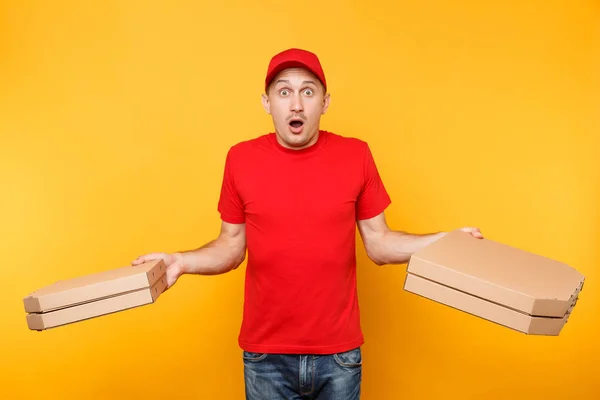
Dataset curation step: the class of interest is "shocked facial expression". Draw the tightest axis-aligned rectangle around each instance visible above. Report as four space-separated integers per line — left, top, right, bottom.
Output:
262 68 330 150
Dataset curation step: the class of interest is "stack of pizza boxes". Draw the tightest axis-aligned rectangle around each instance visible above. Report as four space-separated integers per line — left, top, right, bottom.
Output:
23 259 168 331
404 230 585 335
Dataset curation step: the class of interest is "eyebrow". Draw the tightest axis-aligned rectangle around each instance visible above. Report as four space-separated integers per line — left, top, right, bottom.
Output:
275 79 317 86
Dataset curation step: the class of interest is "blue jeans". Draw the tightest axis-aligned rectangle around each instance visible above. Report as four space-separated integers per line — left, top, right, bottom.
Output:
243 347 362 400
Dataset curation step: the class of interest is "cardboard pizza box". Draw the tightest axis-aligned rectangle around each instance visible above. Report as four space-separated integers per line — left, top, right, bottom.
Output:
403 230 584 335
26 274 168 330
24 259 167 330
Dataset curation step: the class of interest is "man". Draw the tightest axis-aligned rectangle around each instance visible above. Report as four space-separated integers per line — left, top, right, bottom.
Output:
132 48 483 399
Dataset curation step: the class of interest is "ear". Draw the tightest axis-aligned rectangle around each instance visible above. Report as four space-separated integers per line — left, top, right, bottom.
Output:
261 93 271 115
322 93 331 115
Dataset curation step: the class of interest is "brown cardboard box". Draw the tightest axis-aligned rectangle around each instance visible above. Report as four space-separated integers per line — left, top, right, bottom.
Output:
24 259 167 330
404 230 584 335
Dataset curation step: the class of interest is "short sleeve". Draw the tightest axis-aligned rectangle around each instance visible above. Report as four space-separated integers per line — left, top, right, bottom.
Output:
356 143 391 220
217 148 245 224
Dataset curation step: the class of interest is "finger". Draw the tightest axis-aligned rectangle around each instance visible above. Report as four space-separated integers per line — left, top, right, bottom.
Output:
459 227 484 238
130 257 143 266
131 253 167 265
131 255 151 265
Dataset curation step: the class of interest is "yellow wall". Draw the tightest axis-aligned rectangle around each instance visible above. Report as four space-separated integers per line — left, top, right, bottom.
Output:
1 1 598 398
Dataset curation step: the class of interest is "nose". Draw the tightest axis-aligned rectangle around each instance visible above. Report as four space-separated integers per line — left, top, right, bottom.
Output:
290 92 304 113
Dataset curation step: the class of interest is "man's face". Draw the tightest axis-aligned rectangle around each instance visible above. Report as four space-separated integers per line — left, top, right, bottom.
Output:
262 68 330 150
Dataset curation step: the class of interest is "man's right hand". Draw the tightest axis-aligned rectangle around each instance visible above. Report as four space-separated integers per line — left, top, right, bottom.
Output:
130 222 246 281
131 252 184 289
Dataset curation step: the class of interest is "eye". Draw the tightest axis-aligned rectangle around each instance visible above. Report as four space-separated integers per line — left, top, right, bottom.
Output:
303 89 314 96
279 89 290 96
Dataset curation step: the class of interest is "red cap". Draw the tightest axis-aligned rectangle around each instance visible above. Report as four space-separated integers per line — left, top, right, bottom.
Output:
265 48 327 92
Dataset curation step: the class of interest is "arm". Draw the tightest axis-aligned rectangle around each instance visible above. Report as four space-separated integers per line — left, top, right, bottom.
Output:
131 221 246 288
357 212 482 266
175 221 246 276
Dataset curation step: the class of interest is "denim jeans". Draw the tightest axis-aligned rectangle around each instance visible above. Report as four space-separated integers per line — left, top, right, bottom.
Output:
243 346 362 400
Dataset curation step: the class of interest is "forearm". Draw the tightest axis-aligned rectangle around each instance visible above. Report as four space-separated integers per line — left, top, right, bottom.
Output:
175 238 246 276
368 230 445 265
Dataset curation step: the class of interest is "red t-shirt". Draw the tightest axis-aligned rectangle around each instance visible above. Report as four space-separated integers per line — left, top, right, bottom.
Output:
217 130 391 354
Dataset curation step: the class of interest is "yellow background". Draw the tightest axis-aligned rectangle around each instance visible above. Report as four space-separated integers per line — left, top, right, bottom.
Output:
1 0 598 398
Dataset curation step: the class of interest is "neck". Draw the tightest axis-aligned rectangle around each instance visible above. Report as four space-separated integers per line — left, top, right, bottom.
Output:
275 129 320 151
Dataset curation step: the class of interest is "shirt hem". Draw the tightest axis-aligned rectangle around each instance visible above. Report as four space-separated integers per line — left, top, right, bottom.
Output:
356 198 392 221
238 336 365 355
219 213 245 224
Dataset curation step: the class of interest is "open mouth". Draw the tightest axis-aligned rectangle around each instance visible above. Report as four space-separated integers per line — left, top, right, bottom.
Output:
288 118 305 134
